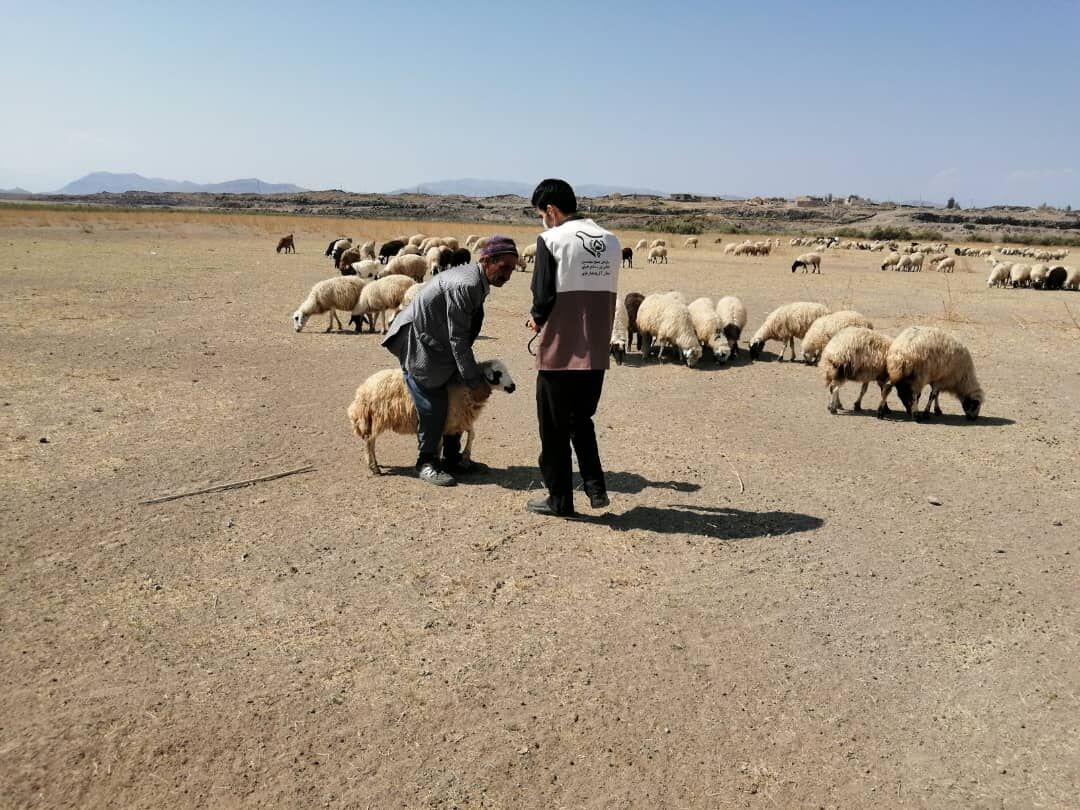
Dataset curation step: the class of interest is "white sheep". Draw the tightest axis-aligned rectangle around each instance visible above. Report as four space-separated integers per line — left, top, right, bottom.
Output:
748 302 830 361
1029 263 1049 288
292 276 369 333
378 254 428 282
880 252 901 271
635 239 648 251
407 234 426 247
425 246 444 274
351 274 417 333
522 243 538 263
791 252 822 274
610 296 629 365
724 242 738 255
987 262 1012 287
688 298 732 362
358 240 376 261
397 244 421 257
879 326 984 421
715 296 747 357
799 310 874 365
648 246 669 264
820 326 893 414
347 360 517 475
909 252 925 272
635 293 702 366
649 239 667 249
464 234 479 249
684 237 699 248
1009 263 1032 288
1065 267 1080 290
347 259 382 279
896 255 914 272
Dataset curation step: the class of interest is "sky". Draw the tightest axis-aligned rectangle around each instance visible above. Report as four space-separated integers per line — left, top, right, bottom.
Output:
1 0 1078 207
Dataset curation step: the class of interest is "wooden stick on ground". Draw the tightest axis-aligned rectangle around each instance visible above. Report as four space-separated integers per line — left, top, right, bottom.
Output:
140 465 315 505
724 458 745 494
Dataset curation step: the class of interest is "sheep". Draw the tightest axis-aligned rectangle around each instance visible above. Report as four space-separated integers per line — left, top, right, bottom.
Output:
724 242 738 255
684 237 699 248
378 254 428 282
635 239 648 251
896 255 915 272
1044 266 1068 290
715 296 747 358
1009 263 1032 288
396 279 424 313
397 244 421 257
347 359 517 475
880 252 901 271
622 246 633 268
879 326 984 421
625 292 645 352
442 237 460 251
473 236 491 253
820 327 893 414
292 276 369 333
358 240 376 261
909 252 925 272
522 243 538 264
337 245 363 272
748 302 830 361
610 296 629 365
464 234 480 249
1065 267 1080 290
448 248 472 268
407 234 426 247
516 255 527 272
348 259 382 279
798 310 873 365
635 293 702 366
649 239 667 249
276 234 295 254
648 246 669 264
425 246 444 275
325 237 351 258
1029 263 1049 288
379 240 407 263
688 298 732 362
933 256 956 273
348 274 417 334
791 252 822 274
987 262 1012 288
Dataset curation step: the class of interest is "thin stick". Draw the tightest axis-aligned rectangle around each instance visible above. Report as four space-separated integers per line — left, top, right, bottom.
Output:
725 458 745 493
140 465 315 505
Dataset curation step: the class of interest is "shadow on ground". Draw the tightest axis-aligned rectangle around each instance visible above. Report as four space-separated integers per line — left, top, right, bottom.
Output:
604 503 824 540
486 466 701 494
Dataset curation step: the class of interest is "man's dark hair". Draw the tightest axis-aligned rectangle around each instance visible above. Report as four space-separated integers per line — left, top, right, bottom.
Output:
531 178 577 214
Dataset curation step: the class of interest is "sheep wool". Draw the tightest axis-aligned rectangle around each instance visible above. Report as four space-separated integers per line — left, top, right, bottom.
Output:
648 246 668 264
748 302 829 361
292 275 369 332
378 254 428 282
715 296 747 356
351 274 417 334
799 310 873 365
610 295 630 365
819 327 892 414
881 326 984 421
635 293 703 367
688 297 731 362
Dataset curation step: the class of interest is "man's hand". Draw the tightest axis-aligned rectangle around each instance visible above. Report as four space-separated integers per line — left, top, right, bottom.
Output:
473 381 493 401
526 318 541 333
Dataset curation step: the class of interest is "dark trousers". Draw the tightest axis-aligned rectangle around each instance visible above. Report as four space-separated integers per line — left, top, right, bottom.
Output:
536 370 606 513
403 372 462 468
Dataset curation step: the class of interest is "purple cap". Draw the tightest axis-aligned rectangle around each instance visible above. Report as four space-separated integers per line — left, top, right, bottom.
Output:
479 235 519 259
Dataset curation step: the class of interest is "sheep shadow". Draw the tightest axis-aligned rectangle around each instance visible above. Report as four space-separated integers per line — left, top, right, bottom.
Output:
875 412 1016 427
484 466 701 494
606 503 824 541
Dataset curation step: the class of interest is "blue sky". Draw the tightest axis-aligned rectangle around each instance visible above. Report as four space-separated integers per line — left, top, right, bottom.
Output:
1 0 1077 206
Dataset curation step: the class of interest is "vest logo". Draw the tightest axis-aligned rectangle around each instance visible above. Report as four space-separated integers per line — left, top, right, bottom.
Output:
575 231 608 258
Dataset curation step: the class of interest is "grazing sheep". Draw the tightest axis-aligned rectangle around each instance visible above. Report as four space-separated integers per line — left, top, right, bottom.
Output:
425 246 444 275
442 237 459 251
276 234 295 254
791 252 822 274
622 246 633 268
688 298 732 362
337 246 364 272
1009 263 1032 288
379 240 407 263
610 296 630 365
523 243 538 264
909 252 925 272
1064 267 1080 290
684 237 699 248
348 259 382 279
880 252 901 271
464 234 480 250
292 276 369 333
407 234 426 247
1045 266 1068 290
347 360 517 474
358 240 376 261
635 293 702 366
799 310 874 365
748 302 830 361
879 326 984 422
349 274 417 334
715 296 747 358
325 237 351 258
1029 263 1049 288
635 239 648 251
648 246 668 264
820 327 893 414
896 255 915 272
625 292 645 352
649 239 667 249
378 254 428 282
724 242 738 255
932 256 956 272
987 262 1012 288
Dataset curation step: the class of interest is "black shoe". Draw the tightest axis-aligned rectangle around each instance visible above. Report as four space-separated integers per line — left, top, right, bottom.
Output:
588 492 610 509
526 497 579 519
441 459 489 476
418 462 456 487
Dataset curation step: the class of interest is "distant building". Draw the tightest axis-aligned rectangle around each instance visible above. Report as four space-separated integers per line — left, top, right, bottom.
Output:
795 195 826 207
670 193 702 202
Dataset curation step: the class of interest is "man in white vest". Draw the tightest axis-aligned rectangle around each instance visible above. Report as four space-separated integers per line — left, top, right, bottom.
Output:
525 179 620 517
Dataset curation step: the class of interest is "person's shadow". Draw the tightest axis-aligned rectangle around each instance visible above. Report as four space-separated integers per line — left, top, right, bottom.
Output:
606 503 824 540
487 466 701 494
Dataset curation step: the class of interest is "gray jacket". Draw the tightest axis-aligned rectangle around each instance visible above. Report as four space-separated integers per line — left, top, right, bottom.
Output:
381 263 489 389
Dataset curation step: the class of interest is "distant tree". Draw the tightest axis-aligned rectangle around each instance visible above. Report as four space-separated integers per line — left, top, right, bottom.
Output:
1066 204 1072 214
946 196 957 209
825 193 833 203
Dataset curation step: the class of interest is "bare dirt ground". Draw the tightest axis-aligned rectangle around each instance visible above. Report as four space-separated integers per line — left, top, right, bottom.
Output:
2 211 1078 809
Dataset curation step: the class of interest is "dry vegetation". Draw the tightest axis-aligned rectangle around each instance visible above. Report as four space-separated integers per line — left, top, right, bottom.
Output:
2 207 1079 808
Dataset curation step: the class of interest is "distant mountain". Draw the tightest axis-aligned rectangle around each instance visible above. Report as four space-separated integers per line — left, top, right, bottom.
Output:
0 186 31 195
57 172 306 195
389 178 665 198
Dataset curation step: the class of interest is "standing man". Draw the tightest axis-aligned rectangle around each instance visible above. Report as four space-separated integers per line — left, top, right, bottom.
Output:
526 179 620 517
383 237 520 486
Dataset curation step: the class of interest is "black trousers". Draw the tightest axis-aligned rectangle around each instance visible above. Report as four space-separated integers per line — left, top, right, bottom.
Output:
536 370 606 513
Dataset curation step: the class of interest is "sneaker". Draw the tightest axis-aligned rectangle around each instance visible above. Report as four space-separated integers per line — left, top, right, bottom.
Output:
418 462 456 487
588 492 610 509
526 497 580 519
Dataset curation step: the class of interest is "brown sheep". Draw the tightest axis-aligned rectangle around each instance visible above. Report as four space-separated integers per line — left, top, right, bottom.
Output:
276 234 295 254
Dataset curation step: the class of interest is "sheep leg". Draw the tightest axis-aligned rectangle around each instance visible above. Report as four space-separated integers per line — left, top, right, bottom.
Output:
853 381 870 411
930 388 943 415
462 429 473 463
365 437 381 474
877 382 893 418
828 384 842 414
327 311 341 332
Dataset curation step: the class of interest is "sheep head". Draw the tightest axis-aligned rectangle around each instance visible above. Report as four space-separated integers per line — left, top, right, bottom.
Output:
292 310 308 332
609 342 626 366
683 346 703 368
962 390 984 421
480 360 516 393
748 339 765 360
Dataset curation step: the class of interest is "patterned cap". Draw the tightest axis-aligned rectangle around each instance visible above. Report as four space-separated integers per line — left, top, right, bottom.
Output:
479 235 518 259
